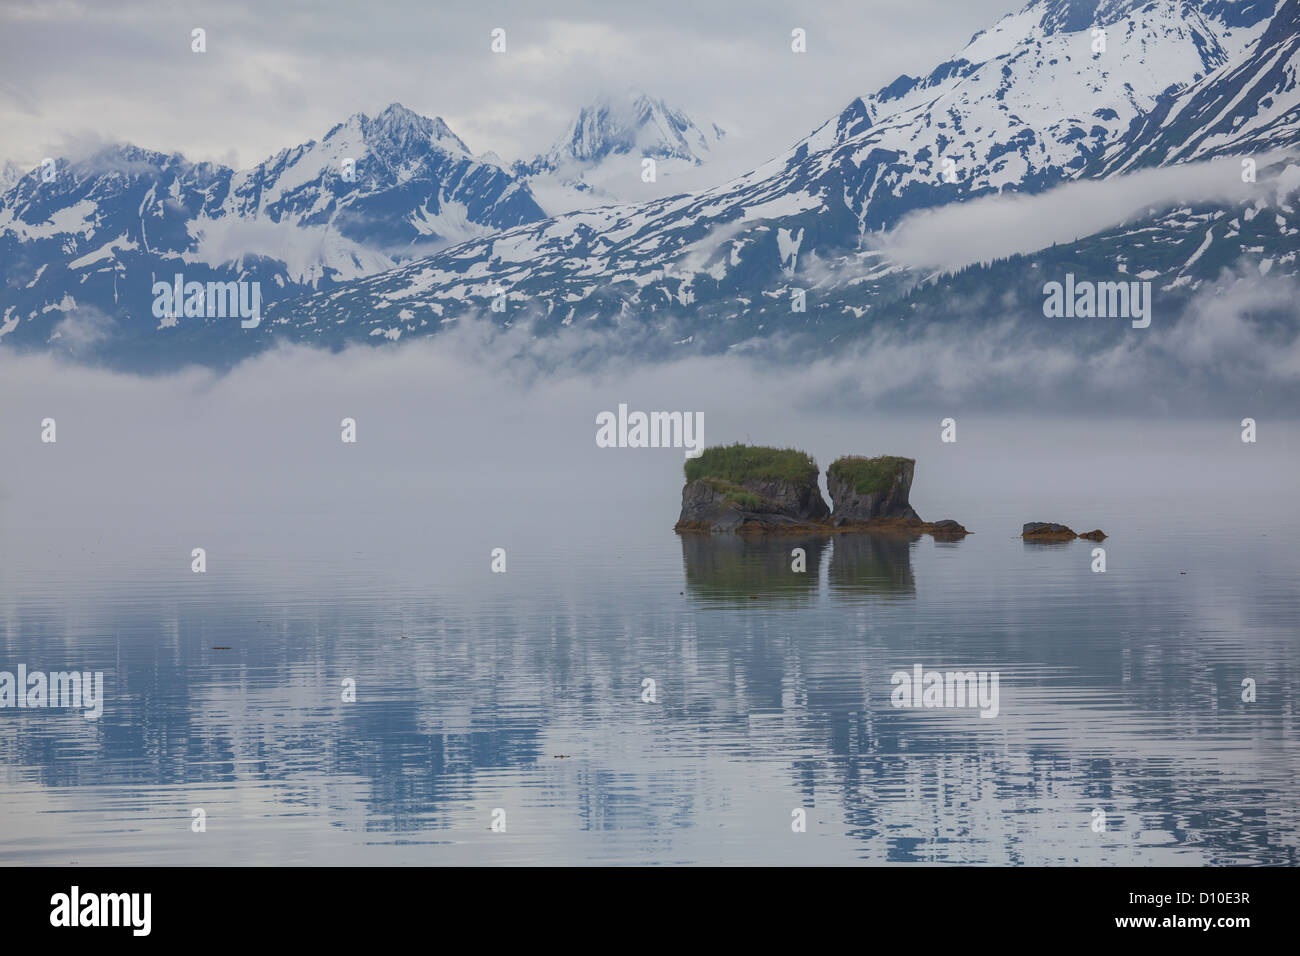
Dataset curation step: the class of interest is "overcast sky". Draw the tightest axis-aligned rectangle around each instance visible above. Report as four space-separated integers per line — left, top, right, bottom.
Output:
1 0 1019 175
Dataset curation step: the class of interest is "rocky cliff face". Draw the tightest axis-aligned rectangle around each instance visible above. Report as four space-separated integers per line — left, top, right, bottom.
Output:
676 476 830 533
826 456 920 525
736 477 830 521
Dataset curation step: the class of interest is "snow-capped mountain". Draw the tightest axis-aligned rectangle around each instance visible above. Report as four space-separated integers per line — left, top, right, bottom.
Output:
0 143 255 362
212 103 544 272
516 92 725 213
1095 0 1300 170
0 104 544 363
1 0 1295 370
836 0 1269 220
844 0 1300 349
260 0 1285 346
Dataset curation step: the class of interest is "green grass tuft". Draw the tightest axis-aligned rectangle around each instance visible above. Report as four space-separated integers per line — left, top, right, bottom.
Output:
697 477 764 509
828 455 913 496
685 443 819 490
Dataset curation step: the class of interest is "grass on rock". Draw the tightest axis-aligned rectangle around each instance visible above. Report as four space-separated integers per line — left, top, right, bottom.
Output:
697 477 764 509
685 444 819 490
827 455 913 496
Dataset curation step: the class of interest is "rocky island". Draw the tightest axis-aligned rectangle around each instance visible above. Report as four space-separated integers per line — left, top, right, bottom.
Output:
1022 522 1107 541
674 444 968 537
675 444 830 534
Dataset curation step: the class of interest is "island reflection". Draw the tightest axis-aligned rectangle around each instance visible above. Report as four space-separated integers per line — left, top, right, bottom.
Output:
681 529 959 603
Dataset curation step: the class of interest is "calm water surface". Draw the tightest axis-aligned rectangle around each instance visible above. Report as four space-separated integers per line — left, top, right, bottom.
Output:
0 470 1297 865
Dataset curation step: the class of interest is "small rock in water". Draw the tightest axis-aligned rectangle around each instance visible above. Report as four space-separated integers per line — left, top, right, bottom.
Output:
930 519 970 535
1022 522 1075 538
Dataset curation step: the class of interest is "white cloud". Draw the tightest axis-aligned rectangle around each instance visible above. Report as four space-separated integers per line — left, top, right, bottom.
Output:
0 0 1017 174
874 154 1300 272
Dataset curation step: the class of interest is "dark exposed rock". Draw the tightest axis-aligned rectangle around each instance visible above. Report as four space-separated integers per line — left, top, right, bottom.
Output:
930 519 970 536
1022 522 1106 540
735 476 830 521
1022 522 1076 538
676 477 829 533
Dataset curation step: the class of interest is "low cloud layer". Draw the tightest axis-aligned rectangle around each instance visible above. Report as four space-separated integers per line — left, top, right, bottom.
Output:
4 264 1299 440
875 155 1299 272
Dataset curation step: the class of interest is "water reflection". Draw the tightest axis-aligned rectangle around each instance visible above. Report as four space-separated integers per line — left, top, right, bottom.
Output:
0 511 1297 865
827 533 919 597
680 534 828 605
680 530 942 602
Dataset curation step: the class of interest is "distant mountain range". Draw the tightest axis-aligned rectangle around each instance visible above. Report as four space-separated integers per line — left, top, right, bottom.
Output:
1 0 1296 371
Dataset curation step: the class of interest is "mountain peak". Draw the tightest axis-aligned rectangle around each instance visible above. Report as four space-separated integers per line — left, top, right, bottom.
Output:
355 102 470 157
1026 0 1278 34
539 90 722 169
513 91 726 213
1033 0 1111 33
